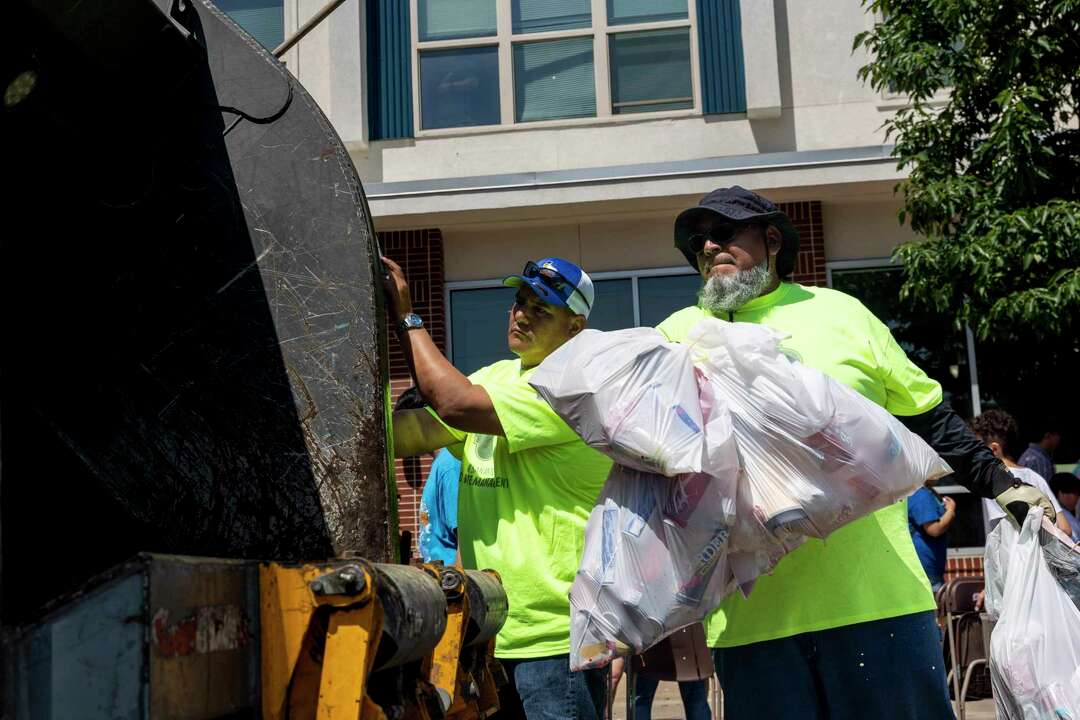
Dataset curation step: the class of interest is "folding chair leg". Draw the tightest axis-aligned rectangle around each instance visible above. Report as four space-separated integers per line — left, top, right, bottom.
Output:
946 613 965 719
710 676 723 720
959 658 986 710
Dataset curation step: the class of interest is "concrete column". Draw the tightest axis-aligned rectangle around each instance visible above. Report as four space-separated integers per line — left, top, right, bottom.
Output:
289 0 368 147
740 0 782 119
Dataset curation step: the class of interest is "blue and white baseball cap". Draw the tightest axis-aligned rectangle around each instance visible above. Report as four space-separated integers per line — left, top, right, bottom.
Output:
503 257 594 318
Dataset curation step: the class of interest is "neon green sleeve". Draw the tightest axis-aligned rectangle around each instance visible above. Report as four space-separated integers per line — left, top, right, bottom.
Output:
480 372 580 454
421 361 579 454
867 314 943 417
419 363 499 447
424 406 468 444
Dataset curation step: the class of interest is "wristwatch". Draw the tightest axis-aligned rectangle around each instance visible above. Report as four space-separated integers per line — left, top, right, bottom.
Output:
396 312 424 333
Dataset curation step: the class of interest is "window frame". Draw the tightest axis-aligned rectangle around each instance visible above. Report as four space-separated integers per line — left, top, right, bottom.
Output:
444 264 697 364
410 0 702 136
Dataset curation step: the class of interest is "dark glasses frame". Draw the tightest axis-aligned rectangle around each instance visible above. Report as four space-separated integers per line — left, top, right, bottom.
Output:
685 221 768 256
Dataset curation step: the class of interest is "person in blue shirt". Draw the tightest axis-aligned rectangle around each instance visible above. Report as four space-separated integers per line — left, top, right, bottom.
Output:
907 482 957 592
418 447 462 565
1017 421 1061 481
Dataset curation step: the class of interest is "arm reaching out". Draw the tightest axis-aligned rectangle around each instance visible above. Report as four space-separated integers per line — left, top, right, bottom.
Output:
899 403 1056 524
921 496 956 538
382 256 503 437
393 408 460 458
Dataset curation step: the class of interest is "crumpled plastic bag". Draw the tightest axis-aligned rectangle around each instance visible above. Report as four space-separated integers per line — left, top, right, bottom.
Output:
1040 520 1080 613
538 321 952 671
984 518 1012 621
569 439 739 668
985 514 1080 621
529 328 722 476
688 320 952 583
987 508 1080 719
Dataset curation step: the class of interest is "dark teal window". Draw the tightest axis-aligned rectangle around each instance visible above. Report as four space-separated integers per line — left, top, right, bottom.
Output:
419 47 501 130
610 28 693 115
217 0 284 50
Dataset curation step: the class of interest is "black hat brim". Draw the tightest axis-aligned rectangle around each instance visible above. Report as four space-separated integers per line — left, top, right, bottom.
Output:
673 206 800 273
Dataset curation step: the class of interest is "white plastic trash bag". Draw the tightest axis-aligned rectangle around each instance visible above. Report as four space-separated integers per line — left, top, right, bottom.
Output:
530 328 718 476
555 321 952 669
569 465 738 671
983 516 1015 621
688 319 951 577
987 508 1080 719
986 512 1080 620
1039 520 1080 613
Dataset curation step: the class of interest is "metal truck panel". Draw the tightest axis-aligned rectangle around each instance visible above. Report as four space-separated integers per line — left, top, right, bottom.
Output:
3 555 262 719
4 573 146 719
2 0 394 623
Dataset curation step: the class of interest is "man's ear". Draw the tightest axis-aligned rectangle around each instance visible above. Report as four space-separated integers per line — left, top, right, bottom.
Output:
568 315 586 338
765 225 783 256
988 440 1005 460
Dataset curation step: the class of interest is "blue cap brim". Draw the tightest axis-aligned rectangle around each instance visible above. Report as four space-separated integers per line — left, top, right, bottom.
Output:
502 275 570 308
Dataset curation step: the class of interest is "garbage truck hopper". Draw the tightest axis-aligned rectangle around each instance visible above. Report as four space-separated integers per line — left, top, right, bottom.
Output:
0 0 395 624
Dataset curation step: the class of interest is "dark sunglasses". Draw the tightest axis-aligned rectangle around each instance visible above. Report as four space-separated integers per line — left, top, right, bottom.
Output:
521 261 590 311
686 221 766 256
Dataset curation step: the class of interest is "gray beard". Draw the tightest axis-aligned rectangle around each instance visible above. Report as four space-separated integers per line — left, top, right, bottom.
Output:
698 261 773 314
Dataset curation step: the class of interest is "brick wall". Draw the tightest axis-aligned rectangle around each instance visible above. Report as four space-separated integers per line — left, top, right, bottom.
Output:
381 228 446 558
945 554 984 583
779 200 827 287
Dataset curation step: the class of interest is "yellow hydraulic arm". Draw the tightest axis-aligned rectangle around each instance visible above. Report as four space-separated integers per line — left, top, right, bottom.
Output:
260 559 507 720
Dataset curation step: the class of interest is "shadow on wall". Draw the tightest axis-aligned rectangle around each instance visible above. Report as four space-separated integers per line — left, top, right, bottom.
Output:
748 0 796 153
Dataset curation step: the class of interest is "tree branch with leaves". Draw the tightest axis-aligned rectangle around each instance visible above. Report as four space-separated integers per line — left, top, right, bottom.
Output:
854 0 1080 345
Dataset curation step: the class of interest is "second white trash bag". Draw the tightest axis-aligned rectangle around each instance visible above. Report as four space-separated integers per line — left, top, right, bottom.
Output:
688 320 953 582
569 449 739 669
987 508 1080 720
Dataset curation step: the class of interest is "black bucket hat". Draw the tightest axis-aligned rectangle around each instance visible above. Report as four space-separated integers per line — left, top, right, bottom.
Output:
674 186 801 278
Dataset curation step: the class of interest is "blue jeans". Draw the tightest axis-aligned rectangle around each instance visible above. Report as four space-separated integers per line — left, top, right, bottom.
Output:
498 655 608 720
712 611 953 720
633 675 711 720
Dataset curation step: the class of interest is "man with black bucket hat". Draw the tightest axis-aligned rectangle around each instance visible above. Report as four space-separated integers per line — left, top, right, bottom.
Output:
656 186 1055 719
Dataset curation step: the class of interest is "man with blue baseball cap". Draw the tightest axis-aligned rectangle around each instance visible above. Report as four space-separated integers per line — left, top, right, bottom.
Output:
384 255 612 720
506 257 595 315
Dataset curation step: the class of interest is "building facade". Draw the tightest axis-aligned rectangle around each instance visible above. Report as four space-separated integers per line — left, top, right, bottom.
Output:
218 0 1072 567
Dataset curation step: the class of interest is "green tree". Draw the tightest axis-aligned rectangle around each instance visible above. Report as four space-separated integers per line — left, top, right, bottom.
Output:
854 0 1080 345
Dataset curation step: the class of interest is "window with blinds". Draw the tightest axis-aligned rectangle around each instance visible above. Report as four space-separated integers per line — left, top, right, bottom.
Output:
513 37 596 122
418 0 496 41
607 0 688 25
217 0 284 50
512 0 591 34
609 28 693 114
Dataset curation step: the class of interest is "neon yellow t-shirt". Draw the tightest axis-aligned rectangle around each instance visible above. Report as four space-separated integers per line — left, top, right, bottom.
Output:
429 358 613 659
656 282 943 648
